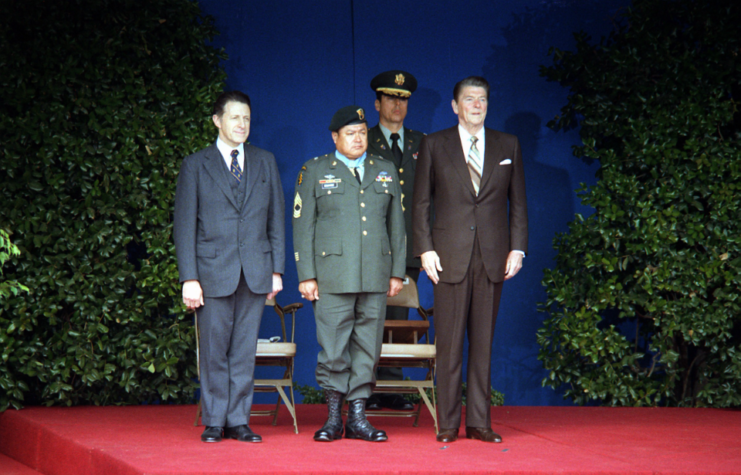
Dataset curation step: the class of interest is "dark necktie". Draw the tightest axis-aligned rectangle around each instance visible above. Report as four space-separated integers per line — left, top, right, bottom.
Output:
230 149 242 183
350 166 362 184
390 133 402 166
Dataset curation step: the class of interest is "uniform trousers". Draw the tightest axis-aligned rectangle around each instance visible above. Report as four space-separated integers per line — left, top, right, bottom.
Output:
377 267 420 380
434 237 503 429
198 272 265 427
314 292 387 400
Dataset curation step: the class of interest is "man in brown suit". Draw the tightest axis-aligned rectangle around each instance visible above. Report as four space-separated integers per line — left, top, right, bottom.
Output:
412 76 528 443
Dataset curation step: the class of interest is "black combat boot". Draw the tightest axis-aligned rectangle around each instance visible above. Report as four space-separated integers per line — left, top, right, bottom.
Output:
313 390 345 441
345 398 388 442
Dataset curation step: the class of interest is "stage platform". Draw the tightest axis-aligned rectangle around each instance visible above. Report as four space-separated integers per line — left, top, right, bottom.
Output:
1 404 739 474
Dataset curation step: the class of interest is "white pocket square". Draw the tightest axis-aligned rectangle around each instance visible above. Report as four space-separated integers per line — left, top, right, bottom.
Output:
499 159 512 165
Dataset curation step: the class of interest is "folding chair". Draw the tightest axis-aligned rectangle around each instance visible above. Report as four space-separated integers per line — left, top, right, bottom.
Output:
194 298 303 434
368 275 438 432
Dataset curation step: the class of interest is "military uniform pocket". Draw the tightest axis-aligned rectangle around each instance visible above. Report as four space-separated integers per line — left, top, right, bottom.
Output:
316 239 343 258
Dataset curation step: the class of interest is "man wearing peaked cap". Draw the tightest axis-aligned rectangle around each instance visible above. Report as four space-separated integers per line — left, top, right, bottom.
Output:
292 105 406 442
366 70 425 412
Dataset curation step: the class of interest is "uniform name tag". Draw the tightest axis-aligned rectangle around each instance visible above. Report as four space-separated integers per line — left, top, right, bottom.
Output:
319 179 341 189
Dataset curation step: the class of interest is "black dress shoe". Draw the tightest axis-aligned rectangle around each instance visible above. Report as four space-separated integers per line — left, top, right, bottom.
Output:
384 394 415 411
225 425 262 443
201 426 223 442
365 394 382 411
436 428 458 443
466 427 502 443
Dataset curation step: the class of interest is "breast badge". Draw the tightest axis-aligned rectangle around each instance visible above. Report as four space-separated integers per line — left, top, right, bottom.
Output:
319 174 341 189
375 171 393 188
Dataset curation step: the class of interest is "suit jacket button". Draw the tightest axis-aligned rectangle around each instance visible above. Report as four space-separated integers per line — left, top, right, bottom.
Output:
470 226 475 231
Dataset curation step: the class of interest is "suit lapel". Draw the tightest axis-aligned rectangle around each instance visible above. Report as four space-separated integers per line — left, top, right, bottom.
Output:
478 128 499 192
369 126 391 158
240 145 263 207
360 156 376 189
442 128 477 197
202 145 239 209
400 127 419 168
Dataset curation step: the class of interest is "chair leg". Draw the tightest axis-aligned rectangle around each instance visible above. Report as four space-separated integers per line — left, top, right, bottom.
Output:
272 395 280 426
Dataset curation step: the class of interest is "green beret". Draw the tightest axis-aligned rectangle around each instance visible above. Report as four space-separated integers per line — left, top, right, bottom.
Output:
370 70 418 98
329 105 367 131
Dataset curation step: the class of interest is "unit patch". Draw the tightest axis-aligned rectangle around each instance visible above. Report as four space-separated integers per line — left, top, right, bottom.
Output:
293 192 302 218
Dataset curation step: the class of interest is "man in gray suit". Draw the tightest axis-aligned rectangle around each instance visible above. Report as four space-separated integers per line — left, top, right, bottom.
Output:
174 90 285 443
292 106 406 442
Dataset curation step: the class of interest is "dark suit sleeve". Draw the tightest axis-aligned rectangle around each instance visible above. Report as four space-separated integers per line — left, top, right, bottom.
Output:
173 155 199 283
508 137 528 254
412 135 435 257
265 152 286 274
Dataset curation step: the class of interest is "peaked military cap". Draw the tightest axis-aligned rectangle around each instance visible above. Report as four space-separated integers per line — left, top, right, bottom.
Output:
370 70 418 98
329 105 367 131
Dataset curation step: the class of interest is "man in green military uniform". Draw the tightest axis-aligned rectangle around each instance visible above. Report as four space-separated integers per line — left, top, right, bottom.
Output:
292 106 406 442
366 70 424 411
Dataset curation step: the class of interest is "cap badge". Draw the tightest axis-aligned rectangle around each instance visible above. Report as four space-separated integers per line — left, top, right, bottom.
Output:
357 108 365 120
395 74 405 86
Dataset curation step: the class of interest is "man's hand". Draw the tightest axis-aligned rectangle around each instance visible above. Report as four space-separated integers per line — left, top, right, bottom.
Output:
504 251 524 280
267 273 283 300
182 280 204 309
421 250 443 284
299 279 320 301
387 277 404 297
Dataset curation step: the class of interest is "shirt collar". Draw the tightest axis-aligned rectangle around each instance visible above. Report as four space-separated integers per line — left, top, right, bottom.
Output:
216 137 245 162
379 123 404 147
334 150 367 168
458 124 484 146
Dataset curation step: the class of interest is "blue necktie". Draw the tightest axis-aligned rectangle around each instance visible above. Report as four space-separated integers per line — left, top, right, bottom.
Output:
230 149 242 183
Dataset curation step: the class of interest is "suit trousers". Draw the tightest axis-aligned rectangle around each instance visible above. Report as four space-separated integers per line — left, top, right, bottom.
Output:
198 272 265 427
314 292 387 400
377 267 420 381
434 237 503 429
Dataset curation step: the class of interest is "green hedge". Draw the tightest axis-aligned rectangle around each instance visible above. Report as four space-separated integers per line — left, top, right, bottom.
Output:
0 0 227 410
538 0 741 407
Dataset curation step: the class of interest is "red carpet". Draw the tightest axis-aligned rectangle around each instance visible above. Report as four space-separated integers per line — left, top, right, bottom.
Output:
1 404 740 474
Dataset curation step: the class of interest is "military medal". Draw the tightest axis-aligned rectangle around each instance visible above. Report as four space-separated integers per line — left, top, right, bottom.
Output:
376 171 393 188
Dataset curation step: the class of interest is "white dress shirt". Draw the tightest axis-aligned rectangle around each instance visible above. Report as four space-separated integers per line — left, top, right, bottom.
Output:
216 138 245 172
